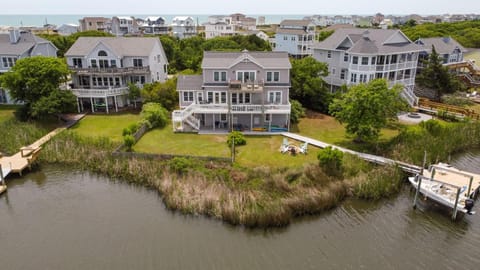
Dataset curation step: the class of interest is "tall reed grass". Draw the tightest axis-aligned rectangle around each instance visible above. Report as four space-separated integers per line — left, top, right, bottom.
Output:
0 118 47 155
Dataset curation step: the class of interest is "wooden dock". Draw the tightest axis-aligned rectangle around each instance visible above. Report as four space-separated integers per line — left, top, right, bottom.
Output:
0 114 85 180
281 132 422 174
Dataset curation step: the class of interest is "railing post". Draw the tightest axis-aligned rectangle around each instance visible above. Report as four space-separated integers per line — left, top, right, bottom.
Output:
467 176 473 198
452 187 461 220
0 164 5 185
413 174 422 209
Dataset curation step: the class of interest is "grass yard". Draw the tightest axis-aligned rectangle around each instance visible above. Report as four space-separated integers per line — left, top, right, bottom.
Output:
134 123 230 158
0 105 20 122
71 113 141 143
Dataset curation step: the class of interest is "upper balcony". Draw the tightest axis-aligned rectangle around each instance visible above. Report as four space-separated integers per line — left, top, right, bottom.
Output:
70 66 150 75
70 86 129 98
228 80 264 92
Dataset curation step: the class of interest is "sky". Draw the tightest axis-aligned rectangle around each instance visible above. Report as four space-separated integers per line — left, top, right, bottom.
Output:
1 0 479 15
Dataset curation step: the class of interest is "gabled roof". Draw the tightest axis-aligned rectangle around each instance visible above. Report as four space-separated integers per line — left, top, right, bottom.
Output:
201 51 291 69
415 37 467 54
65 37 161 57
177 75 203 90
315 28 422 54
0 31 52 56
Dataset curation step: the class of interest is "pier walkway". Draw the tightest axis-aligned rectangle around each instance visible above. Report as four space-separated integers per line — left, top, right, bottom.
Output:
0 114 85 180
281 132 422 174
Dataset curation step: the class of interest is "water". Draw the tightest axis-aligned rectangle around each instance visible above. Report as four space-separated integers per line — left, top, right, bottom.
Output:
0 14 310 27
1 151 479 269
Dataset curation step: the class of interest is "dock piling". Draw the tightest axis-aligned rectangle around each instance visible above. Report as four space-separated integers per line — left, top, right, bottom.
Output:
413 175 422 209
452 187 461 220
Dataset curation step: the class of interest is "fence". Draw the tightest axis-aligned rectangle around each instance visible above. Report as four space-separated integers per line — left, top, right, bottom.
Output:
418 98 480 121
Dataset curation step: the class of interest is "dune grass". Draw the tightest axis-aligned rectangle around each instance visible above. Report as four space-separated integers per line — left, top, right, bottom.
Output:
465 50 480 63
70 113 142 144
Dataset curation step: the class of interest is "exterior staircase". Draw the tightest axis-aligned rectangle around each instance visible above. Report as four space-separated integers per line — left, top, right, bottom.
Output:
172 102 200 132
401 85 419 107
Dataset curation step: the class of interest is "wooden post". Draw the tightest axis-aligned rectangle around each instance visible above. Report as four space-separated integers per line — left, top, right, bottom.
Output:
231 136 235 164
413 175 422 209
467 176 474 198
421 151 427 175
452 187 461 220
0 164 5 185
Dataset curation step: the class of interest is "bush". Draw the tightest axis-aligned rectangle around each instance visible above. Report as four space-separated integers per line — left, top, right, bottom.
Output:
419 119 443 135
290 99 306 124
122 122 140 136
168 157 193 175
227 131 246 147
141 102 168 129
123 134 135 151
317 146 343 176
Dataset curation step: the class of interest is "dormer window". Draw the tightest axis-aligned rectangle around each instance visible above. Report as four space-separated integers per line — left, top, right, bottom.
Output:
98 50 107 57
214 71 227 82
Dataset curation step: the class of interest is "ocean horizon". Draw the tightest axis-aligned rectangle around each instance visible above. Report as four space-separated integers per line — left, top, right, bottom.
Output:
0 14 316 27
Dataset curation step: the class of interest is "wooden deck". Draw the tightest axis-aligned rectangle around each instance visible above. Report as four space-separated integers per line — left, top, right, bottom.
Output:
281 132 422 174
0 113 86 179
423 164 480 198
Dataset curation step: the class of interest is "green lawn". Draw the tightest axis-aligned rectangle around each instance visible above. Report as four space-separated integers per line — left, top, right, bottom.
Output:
134 124 230 158
133 112 402 168
71 113 141 143
0 107 15 123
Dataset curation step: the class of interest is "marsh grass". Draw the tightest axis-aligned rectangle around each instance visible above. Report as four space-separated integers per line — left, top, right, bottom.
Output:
0 118 48 155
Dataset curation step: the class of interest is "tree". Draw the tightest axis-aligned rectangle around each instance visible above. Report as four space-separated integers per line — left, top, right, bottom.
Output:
290 57 331 113
329 79 407 142
290 99 306 124
416 45 464 100
140 102 168 129
140 78 178 111
128 82 141 109
0 56 75 120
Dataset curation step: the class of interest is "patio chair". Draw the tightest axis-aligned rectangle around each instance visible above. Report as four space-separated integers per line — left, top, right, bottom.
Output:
299 142 308 154
280 138 290 153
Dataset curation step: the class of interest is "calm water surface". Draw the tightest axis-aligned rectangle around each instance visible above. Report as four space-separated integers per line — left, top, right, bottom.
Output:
1 151 479 270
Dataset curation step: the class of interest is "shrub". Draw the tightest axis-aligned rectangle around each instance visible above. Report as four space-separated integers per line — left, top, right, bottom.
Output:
141 102 168 129
290 99 306 124
123 134 135 151
122 122 140 136
419 119 443 135
227 131 246 147
168 157 193 175
317 146 343 176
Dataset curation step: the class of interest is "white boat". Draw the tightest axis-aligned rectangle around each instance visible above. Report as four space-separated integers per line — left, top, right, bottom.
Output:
409 163 479 218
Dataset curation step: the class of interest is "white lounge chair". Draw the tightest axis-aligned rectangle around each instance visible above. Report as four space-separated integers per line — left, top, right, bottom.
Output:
299 142 308 154
280 138 290 153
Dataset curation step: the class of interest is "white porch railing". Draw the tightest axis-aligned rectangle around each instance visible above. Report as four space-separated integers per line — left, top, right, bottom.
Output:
71 87 129 98
400 85 418 107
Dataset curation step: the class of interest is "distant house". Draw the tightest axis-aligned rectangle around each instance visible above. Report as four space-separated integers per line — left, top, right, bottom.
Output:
244 30 269 41
140 16 169 35
313 28 422 106
274 20 316 58
171 16 197 39
230 13 256 30
0 29 58 104
415 37 467 64
204 15 236 39
56 24 79 36
172 50 291 132
79 17 110 32
64 37 168 113
110 16 140 36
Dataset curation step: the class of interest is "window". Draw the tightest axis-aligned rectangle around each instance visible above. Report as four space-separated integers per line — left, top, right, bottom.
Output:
197 92 203 103
291 36 296 41
110 60 116 67
183 91 194 102
359 74 367 83
231 93 237 104
115 77 120 86
90 59 97 68
207 92 213 103
361 57 368 65
344 53 349 62
214 71 227 82
266 71 280 82
350 73 357 83
340 69 347 80
98 50 107 57
352 56 358 64
327 51 332 58
99 59 109 68
237 71 255 82
283 36 287 40
377 55 385 65
390 55 397 64
232 93 251 104
375 72 383 79
371 57 376 65
331 68 336 75
220 114 227 121
73 58 83 68
268 91 281 104
133 59 143 67
265 114 271 122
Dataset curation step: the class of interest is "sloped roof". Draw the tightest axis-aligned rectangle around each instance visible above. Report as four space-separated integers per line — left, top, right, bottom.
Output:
0 31 51 55
315 28 422 54
416 37 467 54
276 28 309 35
202 51 291 69
177 75 203 90
65 37 160 57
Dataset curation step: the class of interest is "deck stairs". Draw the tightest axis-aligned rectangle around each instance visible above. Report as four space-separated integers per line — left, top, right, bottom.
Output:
401 85 419 107
172 102 200 131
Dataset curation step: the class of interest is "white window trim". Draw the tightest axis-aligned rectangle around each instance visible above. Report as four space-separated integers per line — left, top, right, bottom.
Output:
266 71 280 82
268 91 282 104
236 70 256 82
182 91 194 102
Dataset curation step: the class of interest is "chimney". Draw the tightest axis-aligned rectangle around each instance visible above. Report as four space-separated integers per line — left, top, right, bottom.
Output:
8 28 21 44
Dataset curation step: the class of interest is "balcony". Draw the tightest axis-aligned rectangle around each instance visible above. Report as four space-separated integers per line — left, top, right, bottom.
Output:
228 80 264 92
71 87 129 98
70 66 150 75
